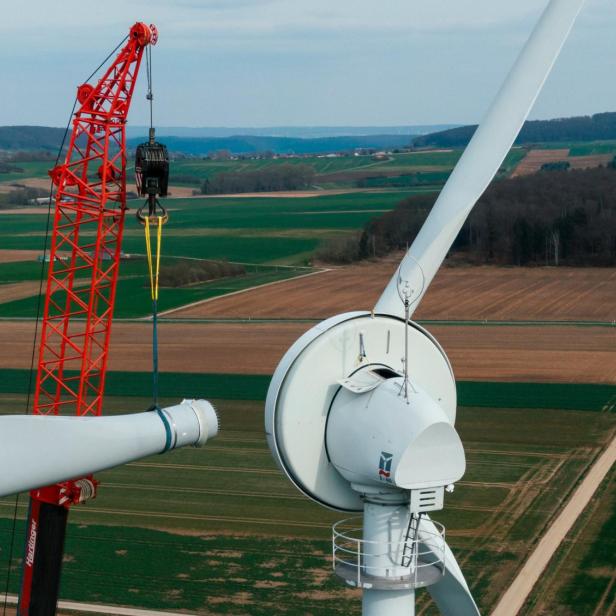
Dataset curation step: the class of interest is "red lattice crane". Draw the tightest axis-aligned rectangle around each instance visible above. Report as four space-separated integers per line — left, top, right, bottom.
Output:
19 23 157 616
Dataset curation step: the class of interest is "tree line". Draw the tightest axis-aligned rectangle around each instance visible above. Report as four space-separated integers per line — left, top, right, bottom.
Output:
320 166 616 266
0 187 48 209
158 259 245 288
412 112 616 148
201 163 315 194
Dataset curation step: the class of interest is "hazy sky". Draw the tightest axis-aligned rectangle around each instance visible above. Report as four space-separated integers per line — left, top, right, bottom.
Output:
1 0 615 128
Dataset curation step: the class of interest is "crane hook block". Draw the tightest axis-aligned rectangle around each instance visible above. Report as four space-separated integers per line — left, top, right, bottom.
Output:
135 140 169 198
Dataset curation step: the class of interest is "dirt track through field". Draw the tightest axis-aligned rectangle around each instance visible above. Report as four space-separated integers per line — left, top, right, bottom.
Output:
491 434 616 616
169 262 616 323
0 321 613 383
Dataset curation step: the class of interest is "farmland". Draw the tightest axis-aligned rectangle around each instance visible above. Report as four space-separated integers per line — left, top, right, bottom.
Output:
0 319 613 384
0 147 526 198
511 146 615 177
0 394 614 615
0 141 614 615
170 259 616 323
522 463 616 615
167 150 465 189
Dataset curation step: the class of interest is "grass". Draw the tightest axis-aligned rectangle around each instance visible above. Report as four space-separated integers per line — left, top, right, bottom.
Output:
150 190 428 231
0 369 613 409
568 141 616 156
0 148 613 613
0 260 48 282
456 381 616 412
359 170 451 188
0 189 421 319
168 151 463 185
0 161 52 183
0 267 311 319
554 470 616 612
110 268 311 318
0 393 613 615
524 140 616 157
0 518 349 615
166 147 526 192
500 147 527 174
0 227 322 262
522 465 616 615
121 234 320 262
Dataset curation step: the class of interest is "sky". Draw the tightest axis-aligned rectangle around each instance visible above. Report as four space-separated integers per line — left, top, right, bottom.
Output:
1 0 615 128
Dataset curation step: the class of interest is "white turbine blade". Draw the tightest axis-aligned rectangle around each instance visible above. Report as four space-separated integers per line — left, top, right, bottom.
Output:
418 517 480 616
0 399 218 498
375 0 585 319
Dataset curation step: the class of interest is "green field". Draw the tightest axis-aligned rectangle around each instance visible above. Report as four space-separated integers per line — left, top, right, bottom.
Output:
156 190 425 231
0 190 425 255
167 150 464 186
522 140 616 157
0 369 613 410
566 141 616 156
522 464 616 615
0 141 582 320
0 266 311 319
0 389 614 615
0 189 426 316
0 161 52 183
167 147 530 191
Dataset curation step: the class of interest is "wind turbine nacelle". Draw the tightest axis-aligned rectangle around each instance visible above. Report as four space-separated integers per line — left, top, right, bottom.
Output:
326 375 465 491
266 311 458 511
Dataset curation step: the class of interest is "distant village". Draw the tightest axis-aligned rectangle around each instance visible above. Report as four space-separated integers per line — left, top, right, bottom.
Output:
188 147 402 162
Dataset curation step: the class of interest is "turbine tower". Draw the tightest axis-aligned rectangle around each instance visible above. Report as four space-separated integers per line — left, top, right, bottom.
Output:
265 1 586 614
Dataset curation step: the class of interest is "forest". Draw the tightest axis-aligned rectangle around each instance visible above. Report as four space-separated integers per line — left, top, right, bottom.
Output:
201 163 315 194
412 112 616 148
323 166 616 266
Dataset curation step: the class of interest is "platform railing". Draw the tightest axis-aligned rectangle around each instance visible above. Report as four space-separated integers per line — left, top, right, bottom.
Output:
332 517 447 590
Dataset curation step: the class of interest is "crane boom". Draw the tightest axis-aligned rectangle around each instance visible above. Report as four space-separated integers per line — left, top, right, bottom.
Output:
34 22 155 418
19 23 157 616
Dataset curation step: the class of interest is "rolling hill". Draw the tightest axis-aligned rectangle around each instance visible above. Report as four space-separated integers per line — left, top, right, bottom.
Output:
412 112 616 148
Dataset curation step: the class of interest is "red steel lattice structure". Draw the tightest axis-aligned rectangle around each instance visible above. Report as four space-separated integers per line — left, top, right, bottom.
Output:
34 22 155 419
19 23 157 616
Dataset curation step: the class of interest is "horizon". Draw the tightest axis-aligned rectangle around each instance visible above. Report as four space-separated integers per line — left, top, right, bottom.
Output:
2 1 615 127
2 107 616 134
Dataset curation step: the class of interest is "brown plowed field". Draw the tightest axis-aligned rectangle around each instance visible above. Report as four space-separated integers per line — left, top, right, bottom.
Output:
0 281 44 304
567 154 613 169
511 149 570 177
0 277 87 304
1 321 613 383
169 263 616 323
511 150 613 177
0 249 45 263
